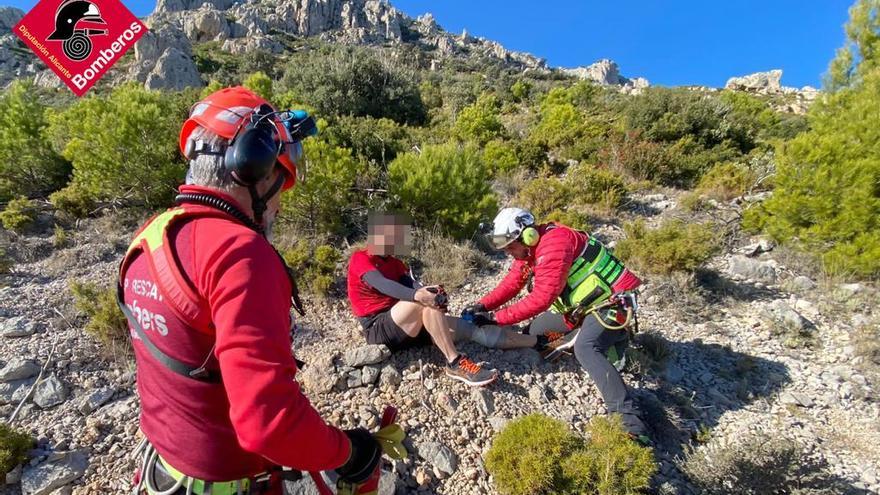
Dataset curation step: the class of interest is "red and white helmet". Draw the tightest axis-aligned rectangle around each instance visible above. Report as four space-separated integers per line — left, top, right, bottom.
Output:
179 86 303 190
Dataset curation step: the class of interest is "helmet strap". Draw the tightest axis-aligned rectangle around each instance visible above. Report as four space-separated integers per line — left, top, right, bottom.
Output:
247 172 285 225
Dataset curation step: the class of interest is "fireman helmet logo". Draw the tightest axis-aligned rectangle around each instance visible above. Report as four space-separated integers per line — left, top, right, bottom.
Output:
47 0 108 61
13 0 147 96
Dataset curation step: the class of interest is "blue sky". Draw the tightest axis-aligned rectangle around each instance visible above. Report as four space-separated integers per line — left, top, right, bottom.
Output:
5 0 854 88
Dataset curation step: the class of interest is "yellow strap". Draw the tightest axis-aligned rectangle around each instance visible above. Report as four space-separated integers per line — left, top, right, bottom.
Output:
337 423 407 495
157 457 250 495
375 424 407 460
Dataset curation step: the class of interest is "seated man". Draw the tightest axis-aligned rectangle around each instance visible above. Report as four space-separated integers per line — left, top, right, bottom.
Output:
346 212 535 387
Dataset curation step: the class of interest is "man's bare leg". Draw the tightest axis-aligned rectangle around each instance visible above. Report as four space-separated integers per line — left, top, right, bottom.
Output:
390 301 458 363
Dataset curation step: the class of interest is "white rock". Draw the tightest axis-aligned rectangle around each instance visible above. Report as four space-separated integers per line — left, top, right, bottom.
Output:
21 451 88 495
0 358 40 382
342 345 391 367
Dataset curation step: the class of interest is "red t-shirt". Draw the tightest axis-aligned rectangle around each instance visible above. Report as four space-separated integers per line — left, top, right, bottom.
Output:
347 249 409 317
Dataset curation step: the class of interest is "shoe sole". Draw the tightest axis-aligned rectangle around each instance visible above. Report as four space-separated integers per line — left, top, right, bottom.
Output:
445 370 498 387
541 330 580 361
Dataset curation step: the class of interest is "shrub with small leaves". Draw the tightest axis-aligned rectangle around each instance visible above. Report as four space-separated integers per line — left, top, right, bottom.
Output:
282 241 341 297
53 224 68 249
70 281 130 357
453 94 504 145
0 197 38 232
560 416 656 495
47 83 188 215
486 413 655 495
0 81 70 203
696 161 757 201
486 414 582 495
482 139 520 176
564 164 628 211
615 219 718 274
0 423 34 475
389 143 497 239
515 177 570 219
510 80 531 102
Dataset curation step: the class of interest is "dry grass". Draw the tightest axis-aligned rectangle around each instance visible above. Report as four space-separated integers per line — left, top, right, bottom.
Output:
415 230 490 290
680 434 851 495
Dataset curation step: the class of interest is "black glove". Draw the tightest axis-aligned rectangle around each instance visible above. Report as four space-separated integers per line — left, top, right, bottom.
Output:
336 428 382 484
461 303 486 318
471 311 496 326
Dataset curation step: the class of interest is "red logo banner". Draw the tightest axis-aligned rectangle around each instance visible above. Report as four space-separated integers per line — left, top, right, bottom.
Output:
13 0 148 96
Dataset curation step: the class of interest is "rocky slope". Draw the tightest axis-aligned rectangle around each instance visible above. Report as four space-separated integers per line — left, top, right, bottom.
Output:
0 190 877 494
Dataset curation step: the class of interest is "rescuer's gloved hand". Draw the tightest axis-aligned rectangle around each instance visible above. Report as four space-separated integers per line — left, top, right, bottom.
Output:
471 311 496 327
460 303 486 321
337 408 407 495
336 429 381 486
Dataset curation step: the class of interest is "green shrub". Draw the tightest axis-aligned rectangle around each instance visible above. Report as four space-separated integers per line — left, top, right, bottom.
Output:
53 224 68 249
599 132 677 185
0 81 71 203
0 197 38 232
453 94 504 145
486 414 582 495
280 138 362 237
70 281 130 357
242 71 273 102
515 177 570 218
515 138 550 171
483 139 520 176
486 414 655 495
0 423 33 474
560 416 656 495
625 87 754 154
615 219 718 274
281 241 341 297
696 162 757 201
744 67 880 279
510 80 531 102
564 164 628 211
280 45 426 125
46 83 188 215
389 143 497 239
323 115 413 166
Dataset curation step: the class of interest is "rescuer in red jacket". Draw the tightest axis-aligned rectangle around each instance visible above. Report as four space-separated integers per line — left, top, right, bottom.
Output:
464 207 648 438
119 87 386 494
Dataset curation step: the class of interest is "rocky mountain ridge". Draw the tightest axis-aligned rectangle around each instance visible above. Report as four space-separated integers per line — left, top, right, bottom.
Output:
2 0 821 111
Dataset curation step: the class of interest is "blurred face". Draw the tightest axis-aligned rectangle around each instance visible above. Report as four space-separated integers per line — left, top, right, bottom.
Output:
260 169 287 240
367 213 413 256
503 240 531 260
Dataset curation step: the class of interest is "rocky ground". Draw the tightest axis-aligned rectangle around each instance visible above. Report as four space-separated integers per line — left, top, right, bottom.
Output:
0 192 878 495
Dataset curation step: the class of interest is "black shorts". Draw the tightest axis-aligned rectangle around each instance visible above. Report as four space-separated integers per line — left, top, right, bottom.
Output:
361 310 433 351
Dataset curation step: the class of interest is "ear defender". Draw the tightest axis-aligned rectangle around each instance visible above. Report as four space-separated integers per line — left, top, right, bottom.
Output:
520 226 540 246
223 105 281 186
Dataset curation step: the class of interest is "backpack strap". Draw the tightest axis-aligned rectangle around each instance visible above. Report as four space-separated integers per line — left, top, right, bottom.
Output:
115 283 220 383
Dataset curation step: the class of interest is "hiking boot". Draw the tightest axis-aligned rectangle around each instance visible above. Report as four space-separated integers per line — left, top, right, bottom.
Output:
445 355 498 386
539 329 580 361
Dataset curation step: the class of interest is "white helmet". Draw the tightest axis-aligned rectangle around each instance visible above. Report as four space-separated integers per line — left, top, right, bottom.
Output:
486 207 535 249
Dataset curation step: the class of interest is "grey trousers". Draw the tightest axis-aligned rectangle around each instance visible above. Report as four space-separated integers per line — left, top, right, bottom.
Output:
528 310 647 436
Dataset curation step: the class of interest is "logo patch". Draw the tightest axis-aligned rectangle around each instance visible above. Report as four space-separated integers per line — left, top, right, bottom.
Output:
13 0 147 96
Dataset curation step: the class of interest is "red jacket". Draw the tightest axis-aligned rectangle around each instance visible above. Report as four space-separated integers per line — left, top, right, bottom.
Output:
122 185 350 481
480 224 588 326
